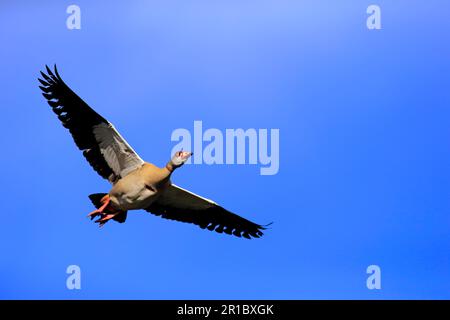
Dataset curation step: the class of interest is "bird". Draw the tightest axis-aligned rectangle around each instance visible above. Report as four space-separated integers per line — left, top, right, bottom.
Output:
38 65 270 239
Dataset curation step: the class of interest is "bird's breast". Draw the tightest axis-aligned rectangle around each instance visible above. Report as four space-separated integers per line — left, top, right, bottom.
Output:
109 175 163 211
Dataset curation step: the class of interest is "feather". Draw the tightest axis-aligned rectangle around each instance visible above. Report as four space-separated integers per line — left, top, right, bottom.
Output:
146 184 268 239
38 65 144 183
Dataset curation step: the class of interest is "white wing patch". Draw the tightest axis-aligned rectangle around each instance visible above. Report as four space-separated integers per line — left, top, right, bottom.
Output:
93 123 144 179
170 184 218 206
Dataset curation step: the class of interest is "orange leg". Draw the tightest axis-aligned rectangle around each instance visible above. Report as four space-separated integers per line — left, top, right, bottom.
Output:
87 196 110 219
86 194 125 227
96 213 119 223
95 211 122 228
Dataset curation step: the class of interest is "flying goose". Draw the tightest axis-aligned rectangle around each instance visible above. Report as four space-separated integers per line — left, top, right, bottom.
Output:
38 65 269 239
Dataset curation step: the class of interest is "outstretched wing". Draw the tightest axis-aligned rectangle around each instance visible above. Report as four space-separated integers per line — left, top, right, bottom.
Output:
38 65 144 183
145 184 269 239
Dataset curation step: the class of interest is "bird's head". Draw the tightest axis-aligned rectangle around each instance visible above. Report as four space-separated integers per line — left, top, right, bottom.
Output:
169 150 193 169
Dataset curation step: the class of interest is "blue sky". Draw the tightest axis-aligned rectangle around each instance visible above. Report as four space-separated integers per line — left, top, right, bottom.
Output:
0 1 449 299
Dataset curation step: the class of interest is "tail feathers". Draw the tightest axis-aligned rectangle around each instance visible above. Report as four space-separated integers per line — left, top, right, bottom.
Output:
88 193 108 209
113 211 127 223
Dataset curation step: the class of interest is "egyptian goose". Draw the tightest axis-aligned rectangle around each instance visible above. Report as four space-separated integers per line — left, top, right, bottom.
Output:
38 65 269 239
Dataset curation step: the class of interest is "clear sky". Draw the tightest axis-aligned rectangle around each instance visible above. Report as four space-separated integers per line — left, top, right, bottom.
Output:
0 1 449 299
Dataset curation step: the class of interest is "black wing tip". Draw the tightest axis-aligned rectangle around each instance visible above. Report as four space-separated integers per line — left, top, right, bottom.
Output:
204 217 272 239
223 223 270 240
44 64 58 73
53 64 61 79
37 78 48 86
259 221 274 230
246 222 273 239
39 64 61 86
198 222 268 240
39 70 50 81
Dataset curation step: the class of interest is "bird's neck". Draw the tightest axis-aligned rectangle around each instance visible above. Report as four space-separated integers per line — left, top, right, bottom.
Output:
164 161 176 174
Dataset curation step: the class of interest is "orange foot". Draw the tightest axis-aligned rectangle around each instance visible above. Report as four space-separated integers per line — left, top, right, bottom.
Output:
95 212 121 228
87 195 110 220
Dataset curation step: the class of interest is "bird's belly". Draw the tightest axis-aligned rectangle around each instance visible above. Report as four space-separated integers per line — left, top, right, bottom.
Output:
110 181 159 211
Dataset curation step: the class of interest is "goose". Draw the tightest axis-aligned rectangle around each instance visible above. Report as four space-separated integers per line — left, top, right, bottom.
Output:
38 65 269 239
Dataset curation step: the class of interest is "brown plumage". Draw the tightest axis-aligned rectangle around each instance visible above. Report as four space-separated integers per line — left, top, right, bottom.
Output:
38 65 270 239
